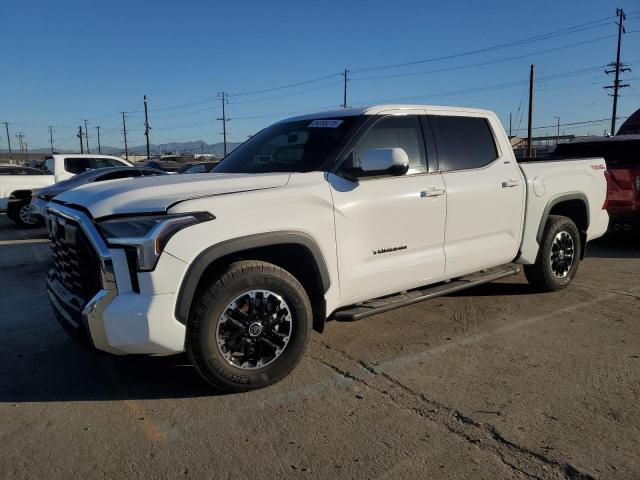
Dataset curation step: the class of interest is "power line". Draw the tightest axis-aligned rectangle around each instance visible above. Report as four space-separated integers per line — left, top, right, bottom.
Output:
228 81 343 105
228 73 342 98
351 35 616 82
351 15 615 74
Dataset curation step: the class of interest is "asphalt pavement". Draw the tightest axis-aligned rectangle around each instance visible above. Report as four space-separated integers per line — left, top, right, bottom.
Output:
0 213 638 479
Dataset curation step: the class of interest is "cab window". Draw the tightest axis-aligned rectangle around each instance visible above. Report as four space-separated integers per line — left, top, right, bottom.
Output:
430 116 498 171
95 158 127 168
44 158 55 174
342 115 428 176
64 158 92 174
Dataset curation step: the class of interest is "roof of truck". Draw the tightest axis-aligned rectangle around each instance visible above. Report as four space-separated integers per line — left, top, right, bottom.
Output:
280 104 495 122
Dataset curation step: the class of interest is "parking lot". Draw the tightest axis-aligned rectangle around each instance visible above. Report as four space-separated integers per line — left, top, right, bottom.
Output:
0 213 638 479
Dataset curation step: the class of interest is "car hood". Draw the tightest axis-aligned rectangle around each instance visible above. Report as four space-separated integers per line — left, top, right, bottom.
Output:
52 172 291 218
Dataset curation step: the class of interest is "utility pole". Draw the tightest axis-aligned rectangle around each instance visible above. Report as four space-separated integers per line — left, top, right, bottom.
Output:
96 126 101 154
77 126 84 153
526 64 534 158
83 119 90 153
3 122 12 162
144 94 151 159
554 116 560 144
16 132 25 153
509 113 512 137
342 68 349 108
217 92 229 157
605 8 630 135
121 112 129 160
24 143 28 162
48 125 55 153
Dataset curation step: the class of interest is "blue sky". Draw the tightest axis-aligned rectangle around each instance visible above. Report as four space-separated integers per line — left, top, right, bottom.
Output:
1 0 639 151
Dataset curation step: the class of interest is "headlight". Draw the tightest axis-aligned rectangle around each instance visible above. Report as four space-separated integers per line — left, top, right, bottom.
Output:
97 212 214 271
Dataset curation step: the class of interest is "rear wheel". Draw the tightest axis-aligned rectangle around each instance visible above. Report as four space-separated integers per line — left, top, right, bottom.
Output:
524 215 581 291
187 260 313 392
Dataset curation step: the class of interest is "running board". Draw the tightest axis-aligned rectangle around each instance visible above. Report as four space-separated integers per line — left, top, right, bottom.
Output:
333 266 520 322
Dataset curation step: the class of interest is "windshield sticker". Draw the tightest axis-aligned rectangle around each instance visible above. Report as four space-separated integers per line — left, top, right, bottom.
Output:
308 119 343 128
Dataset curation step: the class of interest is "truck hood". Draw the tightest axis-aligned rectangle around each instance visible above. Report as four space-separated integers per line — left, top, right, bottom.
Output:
52 172 291 218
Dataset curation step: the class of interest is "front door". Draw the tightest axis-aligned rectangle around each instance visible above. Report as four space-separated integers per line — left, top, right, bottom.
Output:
329 114 447 303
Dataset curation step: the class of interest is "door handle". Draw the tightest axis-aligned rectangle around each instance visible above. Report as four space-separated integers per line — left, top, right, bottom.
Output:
420 187 446 197
501 179 521 188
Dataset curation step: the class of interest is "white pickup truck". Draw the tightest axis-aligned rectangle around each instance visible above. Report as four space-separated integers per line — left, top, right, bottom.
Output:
0 154 131 226
44 105 608 392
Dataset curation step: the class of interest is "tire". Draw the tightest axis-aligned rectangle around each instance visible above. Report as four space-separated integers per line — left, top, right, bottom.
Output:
187 260 313 392
7 199 40 228
524 215 581 292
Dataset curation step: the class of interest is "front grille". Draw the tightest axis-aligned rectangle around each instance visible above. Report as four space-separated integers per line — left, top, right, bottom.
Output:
123 246 140 293
49 213 102 304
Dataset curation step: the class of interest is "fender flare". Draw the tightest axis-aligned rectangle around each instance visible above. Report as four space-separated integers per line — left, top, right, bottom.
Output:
174 231 331 325
9 189 34 200
536 192 590 244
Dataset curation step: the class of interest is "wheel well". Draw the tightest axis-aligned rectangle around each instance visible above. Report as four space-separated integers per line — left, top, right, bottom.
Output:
546 198 589 258
187 243 327 333
548 199 588 232
9 190 33 200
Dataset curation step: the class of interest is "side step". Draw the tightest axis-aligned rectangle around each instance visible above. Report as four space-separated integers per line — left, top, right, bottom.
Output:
333 265 520 322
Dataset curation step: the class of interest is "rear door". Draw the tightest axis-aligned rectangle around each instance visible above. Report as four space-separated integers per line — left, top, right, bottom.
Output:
429 114 525 275
330 113 447 302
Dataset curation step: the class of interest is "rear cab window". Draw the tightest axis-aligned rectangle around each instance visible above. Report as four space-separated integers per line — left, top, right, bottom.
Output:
429 115 498 171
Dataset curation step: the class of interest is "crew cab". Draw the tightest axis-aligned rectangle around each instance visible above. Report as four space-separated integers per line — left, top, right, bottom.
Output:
44 105 609 392
1 154 132 227
554 135 640 230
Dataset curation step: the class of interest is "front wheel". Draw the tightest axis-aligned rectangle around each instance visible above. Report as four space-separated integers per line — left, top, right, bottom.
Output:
524 215 581 292
8 199 40 228
187 260 313 392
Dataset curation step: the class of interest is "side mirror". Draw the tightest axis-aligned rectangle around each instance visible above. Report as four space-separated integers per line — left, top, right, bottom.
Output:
361 148 409 176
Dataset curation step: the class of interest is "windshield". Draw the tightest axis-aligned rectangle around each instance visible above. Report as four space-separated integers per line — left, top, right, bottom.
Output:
214 116 362 173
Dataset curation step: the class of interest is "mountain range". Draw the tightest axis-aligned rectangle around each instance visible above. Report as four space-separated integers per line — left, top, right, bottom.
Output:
1 141 243 157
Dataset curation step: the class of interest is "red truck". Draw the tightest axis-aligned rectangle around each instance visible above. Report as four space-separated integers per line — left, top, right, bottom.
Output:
554 136 640 231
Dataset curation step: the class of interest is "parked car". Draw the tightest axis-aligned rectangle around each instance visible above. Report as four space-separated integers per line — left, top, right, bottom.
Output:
1 154 132 227
177 161 220 174
554 135 640 230
140 160 183 172
45 105 608 392
29 166 166 224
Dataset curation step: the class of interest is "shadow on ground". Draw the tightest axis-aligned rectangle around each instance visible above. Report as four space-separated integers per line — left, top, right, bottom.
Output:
0 334 220 403
0 214 48 242
587 230 640 259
